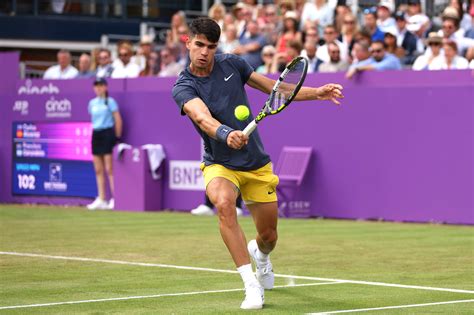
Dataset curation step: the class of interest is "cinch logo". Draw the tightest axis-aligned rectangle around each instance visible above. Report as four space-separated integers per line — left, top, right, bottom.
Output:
45 97 72 118
17 79 60 95
12 100 29 115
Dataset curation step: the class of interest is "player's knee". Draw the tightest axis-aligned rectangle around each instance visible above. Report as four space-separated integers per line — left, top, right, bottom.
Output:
260 229 278 245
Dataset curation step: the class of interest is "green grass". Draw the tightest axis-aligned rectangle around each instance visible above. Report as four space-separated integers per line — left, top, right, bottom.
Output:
0 204 473 314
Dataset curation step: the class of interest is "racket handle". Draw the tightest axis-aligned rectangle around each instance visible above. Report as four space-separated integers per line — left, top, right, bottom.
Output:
242 120 258 137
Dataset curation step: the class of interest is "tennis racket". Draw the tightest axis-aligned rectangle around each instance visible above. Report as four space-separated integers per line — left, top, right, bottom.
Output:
242 56 308 136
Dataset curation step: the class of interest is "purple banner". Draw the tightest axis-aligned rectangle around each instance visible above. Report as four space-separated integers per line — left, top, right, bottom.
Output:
0 53 472 224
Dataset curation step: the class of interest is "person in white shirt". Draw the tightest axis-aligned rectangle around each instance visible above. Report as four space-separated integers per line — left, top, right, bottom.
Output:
430 39 469 70
412 32 444 70
43 50 78 79
157 47 184 77
377 0 396 33
300 0 334 37
316 25 347 63
95 48 114 78
111 42 141 79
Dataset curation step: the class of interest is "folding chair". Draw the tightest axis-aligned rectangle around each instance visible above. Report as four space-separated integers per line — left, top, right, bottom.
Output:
274 146 313 217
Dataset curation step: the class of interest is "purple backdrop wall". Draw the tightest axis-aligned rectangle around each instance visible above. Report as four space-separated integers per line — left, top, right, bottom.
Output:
1 52 472 224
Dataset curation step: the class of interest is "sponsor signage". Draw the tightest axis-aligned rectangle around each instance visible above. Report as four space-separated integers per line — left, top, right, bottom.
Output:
169 160 204 191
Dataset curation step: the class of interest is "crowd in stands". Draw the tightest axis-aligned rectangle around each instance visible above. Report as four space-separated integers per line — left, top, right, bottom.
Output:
43 0 474 80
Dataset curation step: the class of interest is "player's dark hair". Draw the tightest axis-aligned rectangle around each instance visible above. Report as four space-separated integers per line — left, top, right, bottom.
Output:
189 17 221 43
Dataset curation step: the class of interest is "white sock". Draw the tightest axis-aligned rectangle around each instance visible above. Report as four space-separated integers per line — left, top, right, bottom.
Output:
237 264 259 288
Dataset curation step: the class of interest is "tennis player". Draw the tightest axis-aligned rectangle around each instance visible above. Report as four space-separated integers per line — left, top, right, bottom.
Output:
172 17 343 310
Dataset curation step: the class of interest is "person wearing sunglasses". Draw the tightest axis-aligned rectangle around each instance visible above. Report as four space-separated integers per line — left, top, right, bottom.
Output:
111 42 141 79
412 32 444 70
346 40 401 79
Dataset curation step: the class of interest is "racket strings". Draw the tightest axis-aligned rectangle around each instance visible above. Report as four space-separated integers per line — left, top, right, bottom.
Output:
269 60 305 111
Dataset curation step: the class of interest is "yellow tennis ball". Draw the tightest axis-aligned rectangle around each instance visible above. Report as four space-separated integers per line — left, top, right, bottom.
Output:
234 105 250 121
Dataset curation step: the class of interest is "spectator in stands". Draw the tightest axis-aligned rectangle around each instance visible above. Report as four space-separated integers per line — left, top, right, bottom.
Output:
354 29 373 46
233 20 267 69
302 25 320 46
301 40 323 73
300 0 334 37
394 11 418 65
134 35 154 71
440 9 474 56
333 5 351 34
346 40 402 79
384 28 405 60
158 47 184 77
338 12 359 62
111 42 140 78
272 39 303 73
76 53 94 78
377 0 396 33
317 25 347 62
261 4 281 46
208 2 226 29
319 42 350 72
412 32 444 70
86 78 123 211
139 51 159 77
256 45 277 74
90 47 101 72
95 48 114 78
431 39 469 69
233 3 252 39
219 23 240 54
448 0 473 32
43 49 78 79
166 11 187 48
275 11 302 55
363 7 385 42
350 40 371 64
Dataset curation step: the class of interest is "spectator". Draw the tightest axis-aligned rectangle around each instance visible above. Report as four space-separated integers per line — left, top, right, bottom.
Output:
350 40 371 64
233 20 267 69
301 40 323 73
272 39 303 73
394 11 418 65
384 28 405 59
276 11 302 54
363 7 385 42
439 10 474 56
430 39 469 70
319 42 350 72
134 35 155 71
76 53 94 78
166 11 187 48
43 49 78 79
338 12 359 61
158 47 184 77
256 45 277 74
302 25 320 46
317 25 347 62
346 40 402 79
208 2 226 29
412 32 444 70
219 23 240 54
300 0 334 37
111 42 140 78
95 48 114 78
86 78 123 211
89 47 101 72
448 0 473 32
333 4 351 34
261 4 282 45
377 0 396 33
139 51 159 77
233 3 252 39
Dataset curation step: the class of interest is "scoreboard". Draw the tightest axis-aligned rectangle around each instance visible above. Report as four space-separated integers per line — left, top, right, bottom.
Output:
12 122 97 198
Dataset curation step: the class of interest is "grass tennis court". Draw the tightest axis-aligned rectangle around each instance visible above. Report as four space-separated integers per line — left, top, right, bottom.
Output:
1 204 473 314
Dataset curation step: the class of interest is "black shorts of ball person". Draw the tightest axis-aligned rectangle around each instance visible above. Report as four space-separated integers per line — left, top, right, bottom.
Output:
92 127 116 155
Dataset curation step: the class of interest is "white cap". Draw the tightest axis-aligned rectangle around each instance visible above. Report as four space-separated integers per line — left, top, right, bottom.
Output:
406 14 429 32
378 0 394 13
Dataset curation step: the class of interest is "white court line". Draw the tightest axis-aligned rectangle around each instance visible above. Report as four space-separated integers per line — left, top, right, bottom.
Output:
1 251 473 295
308 299 474 314
0 282 340 310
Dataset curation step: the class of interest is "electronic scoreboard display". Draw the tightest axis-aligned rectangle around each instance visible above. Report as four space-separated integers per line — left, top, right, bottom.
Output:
12 122 97 197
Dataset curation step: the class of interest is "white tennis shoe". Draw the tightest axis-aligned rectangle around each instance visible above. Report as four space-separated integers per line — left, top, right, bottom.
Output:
190 204 214 216
87 198 109 210
248 239 274 290
240 284 264 310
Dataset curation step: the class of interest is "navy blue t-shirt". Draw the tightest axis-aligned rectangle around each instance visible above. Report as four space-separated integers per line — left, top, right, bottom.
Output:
172 54 271 171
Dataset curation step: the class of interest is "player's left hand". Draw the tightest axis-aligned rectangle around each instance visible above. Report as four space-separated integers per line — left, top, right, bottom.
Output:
316 84 344 105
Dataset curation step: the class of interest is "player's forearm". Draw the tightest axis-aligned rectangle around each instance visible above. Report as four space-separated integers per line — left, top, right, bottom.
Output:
294 86 323 101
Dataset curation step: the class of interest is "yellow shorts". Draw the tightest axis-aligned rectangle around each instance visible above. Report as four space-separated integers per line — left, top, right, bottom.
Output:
200 162 279 203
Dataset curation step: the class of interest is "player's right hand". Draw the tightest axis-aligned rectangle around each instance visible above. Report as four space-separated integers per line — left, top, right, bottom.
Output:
227 131 248 150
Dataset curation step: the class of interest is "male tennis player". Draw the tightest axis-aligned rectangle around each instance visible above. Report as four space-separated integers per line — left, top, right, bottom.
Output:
172 17 343 310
